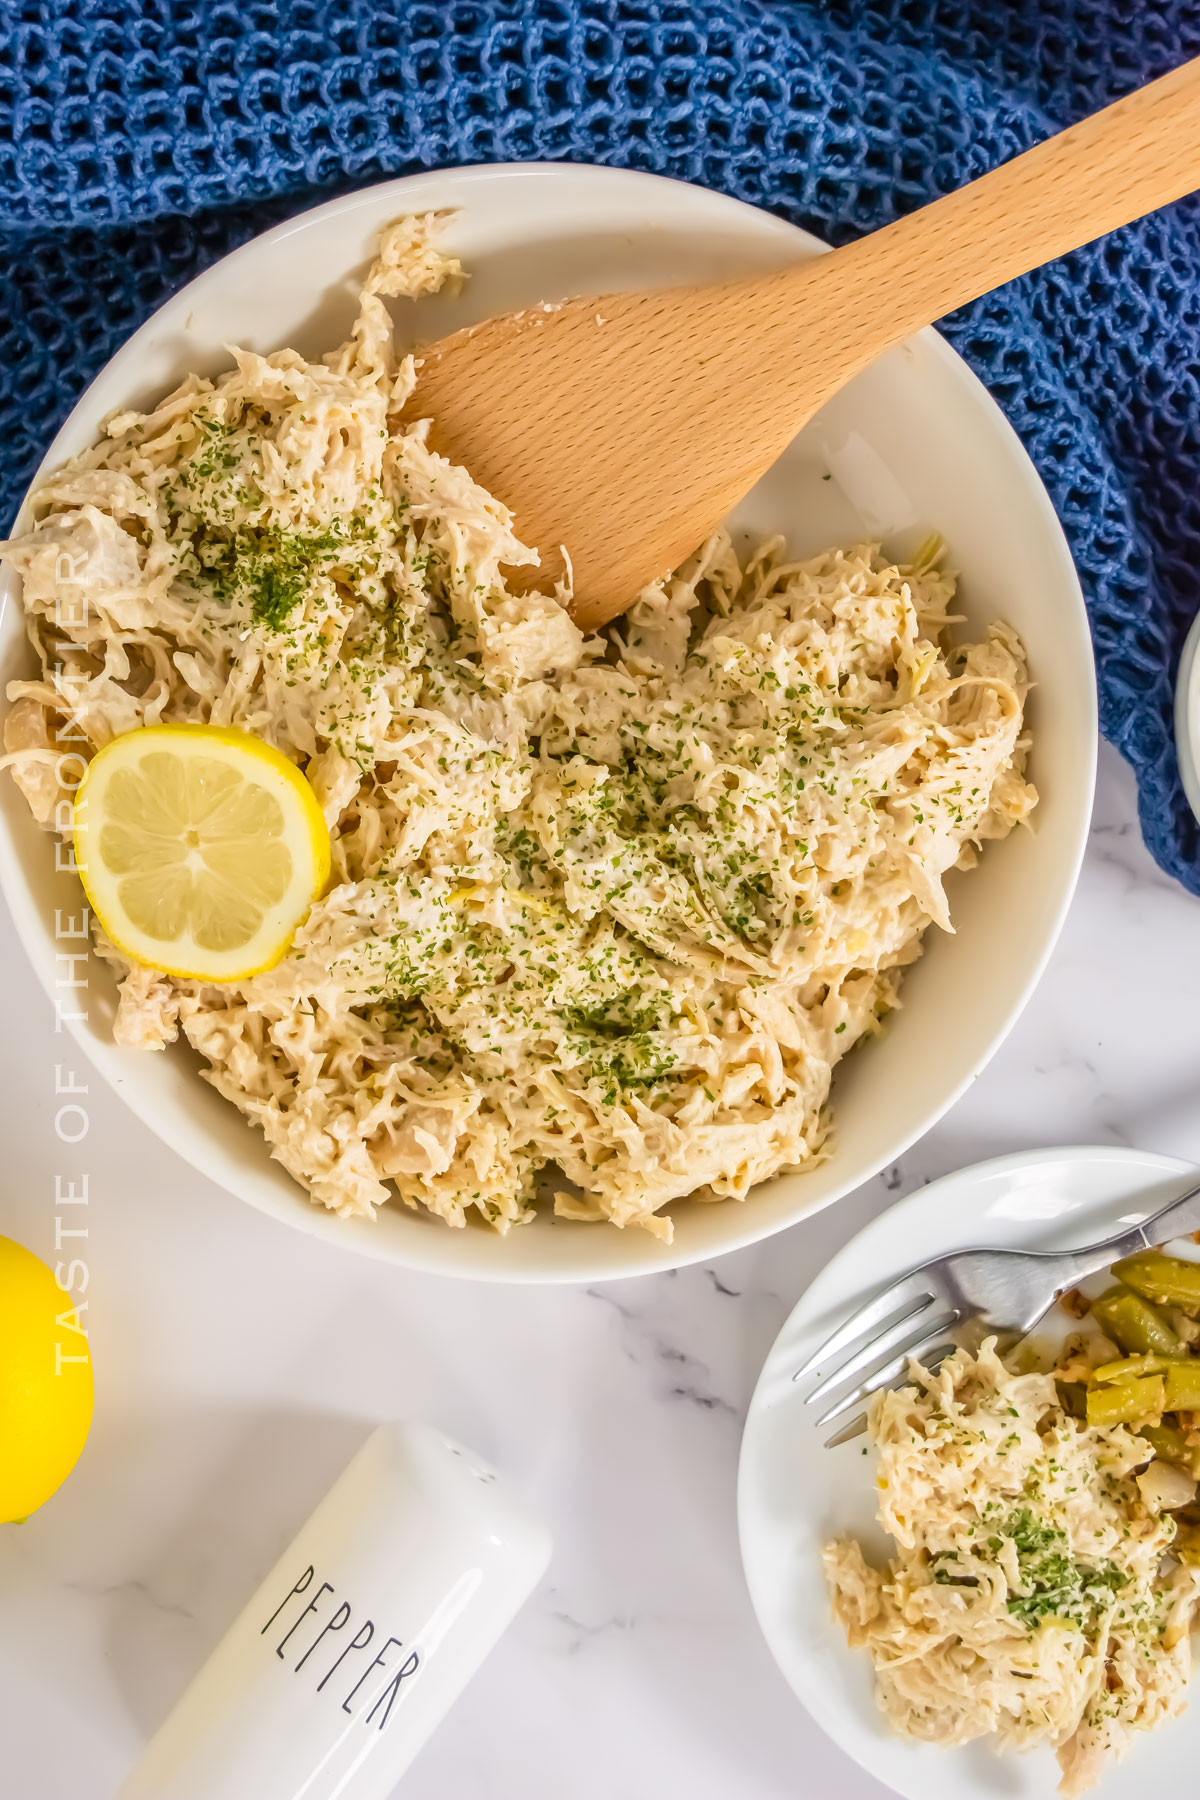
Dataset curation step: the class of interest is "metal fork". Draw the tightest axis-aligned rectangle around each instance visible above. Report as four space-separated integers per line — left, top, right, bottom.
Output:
794 1173 1200 1445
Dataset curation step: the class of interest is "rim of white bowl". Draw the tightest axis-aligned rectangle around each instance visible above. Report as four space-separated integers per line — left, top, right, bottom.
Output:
1175 606 1200 826
0 163 1097 1281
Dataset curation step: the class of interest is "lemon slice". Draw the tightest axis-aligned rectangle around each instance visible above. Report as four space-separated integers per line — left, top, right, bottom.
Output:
74 723 331 981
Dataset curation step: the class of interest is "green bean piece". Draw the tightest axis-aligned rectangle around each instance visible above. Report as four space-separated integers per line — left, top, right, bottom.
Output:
1137 1423 1200 1478
1089 1287 1186 1358
1085 1373 1165 1428
1164 1361 1200 1412
1111 1253 1200 1319
1089 1353 1177 1384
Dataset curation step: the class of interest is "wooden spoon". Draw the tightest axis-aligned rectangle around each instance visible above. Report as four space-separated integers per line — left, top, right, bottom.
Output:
414 57 1200 631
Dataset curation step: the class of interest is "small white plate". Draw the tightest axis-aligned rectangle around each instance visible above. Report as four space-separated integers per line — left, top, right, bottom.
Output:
738 1145 1200 1800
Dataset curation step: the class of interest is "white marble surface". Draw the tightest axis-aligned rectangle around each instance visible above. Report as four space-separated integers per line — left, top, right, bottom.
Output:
3 738 1200 1800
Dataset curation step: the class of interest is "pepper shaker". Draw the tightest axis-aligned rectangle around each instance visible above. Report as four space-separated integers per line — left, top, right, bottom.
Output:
118 1421 551 1799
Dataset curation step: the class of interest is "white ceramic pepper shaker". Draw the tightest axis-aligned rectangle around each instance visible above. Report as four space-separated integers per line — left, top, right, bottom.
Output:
118 1421 551 1800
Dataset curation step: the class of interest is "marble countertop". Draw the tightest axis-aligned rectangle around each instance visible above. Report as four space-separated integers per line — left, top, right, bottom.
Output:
4 739 1200 1800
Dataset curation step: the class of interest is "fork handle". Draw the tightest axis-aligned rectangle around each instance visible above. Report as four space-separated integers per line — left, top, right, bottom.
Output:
1053 1172 1200 1285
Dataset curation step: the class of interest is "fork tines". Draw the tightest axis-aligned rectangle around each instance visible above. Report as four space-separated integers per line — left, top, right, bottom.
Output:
793 1272 962 1442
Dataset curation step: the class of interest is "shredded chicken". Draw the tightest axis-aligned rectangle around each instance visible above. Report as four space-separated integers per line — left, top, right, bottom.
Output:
1 215 1035 1238
825 1342 1200 1794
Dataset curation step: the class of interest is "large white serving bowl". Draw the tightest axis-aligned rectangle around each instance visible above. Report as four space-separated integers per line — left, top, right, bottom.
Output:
0 163 1096 1282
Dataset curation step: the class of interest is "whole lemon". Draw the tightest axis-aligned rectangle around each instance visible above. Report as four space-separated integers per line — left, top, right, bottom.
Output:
0 1237 93 1523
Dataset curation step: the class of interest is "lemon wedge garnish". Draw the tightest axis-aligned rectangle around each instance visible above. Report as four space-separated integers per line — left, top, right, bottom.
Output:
74 723 331 982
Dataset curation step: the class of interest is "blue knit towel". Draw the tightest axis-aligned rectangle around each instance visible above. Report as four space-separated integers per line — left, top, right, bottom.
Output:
2 1 1199 887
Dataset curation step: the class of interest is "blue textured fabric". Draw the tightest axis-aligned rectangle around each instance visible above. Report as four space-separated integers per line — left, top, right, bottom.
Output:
2 2 1200 886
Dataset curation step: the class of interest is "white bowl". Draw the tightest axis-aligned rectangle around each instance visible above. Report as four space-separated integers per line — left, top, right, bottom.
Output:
1175 606 1200 825
0 163 1096 1282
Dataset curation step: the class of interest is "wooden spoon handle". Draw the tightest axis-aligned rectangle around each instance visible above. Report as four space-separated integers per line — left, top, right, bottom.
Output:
799 53 1200 367
413 56 1200 630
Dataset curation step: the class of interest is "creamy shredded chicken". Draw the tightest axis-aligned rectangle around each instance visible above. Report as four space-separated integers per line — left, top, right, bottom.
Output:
825 1342 1200 1794
1 215 1035 1238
